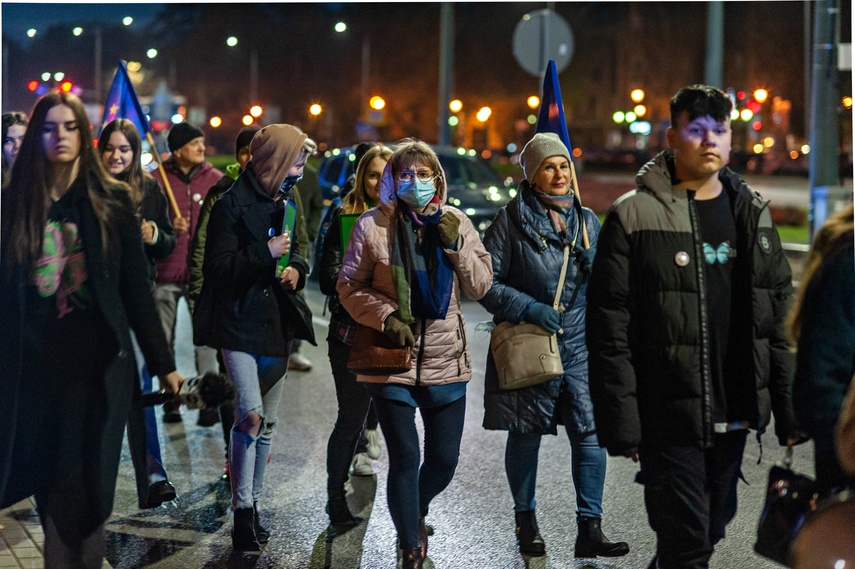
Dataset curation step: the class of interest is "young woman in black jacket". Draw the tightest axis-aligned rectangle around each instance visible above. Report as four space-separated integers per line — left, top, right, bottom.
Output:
0 91 183 568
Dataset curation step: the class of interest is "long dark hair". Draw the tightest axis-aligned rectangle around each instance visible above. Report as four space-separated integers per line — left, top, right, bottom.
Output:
4 91 129 266
98 118 151 206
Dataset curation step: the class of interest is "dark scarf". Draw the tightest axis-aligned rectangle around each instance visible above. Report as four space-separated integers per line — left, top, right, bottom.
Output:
390 201 454 324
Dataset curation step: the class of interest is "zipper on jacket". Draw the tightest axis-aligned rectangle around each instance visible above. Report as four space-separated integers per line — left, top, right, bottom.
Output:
415 319 426 386
457 314 469 369
687 191 714 449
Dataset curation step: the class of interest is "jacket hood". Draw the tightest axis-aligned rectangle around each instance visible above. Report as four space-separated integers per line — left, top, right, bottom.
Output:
378 161 447 217
249 124 307 196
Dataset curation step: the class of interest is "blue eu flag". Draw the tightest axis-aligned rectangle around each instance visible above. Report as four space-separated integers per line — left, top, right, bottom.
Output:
99 60 150 137
535 59 573 156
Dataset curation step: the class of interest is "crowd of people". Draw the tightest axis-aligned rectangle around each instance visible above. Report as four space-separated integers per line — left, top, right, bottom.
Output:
0 83 852 569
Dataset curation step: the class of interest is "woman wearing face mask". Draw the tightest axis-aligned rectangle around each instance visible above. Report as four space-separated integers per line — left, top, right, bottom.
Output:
2 111 28 188
98 119 178 509
480 133 628 560
194 124 316 553
337 139 492 568
320 144 392 532
0 91 183 568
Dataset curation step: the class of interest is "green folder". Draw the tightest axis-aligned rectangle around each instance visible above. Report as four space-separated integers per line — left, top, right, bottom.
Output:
339 213 360 254
275 199 298 278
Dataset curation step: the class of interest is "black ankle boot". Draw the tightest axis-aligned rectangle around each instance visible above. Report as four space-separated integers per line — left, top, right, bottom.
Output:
232 507 260 553
574 517 629 558
327 497 362 533
401 547 423 569
253 502 269 544
515 510 546 557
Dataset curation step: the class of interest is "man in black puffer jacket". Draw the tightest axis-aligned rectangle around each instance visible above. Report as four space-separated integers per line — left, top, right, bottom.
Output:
586 85 801 569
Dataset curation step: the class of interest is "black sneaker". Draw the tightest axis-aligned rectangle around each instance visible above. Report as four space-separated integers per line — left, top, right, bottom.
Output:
143 480 177 509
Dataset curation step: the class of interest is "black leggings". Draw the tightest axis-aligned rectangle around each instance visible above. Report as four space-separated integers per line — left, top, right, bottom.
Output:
372 394 466 550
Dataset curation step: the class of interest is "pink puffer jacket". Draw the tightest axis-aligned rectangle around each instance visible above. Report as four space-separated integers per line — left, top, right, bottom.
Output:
337 165 492 387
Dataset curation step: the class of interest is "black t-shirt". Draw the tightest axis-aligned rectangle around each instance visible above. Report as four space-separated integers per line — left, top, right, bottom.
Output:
694 189 740 425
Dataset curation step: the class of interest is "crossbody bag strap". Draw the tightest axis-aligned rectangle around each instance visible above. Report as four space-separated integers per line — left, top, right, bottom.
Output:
552 245 570 310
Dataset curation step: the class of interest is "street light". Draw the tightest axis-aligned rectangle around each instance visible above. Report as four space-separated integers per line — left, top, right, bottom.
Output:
753 88 768 103
369 96 385 111
527 95 540 109
226 36 239 47
309 104 322 116
476 106 491 122
250 105 263 118
449 99 463 113
209 116 222 128
630 89 645 103
26 28 37 38
122 17 133 26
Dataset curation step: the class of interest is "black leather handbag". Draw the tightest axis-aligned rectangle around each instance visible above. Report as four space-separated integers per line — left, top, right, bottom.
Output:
754 444 818 566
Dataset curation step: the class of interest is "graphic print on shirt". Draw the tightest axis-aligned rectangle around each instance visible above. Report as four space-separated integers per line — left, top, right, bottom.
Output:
32 220 90 317
703 240 733 265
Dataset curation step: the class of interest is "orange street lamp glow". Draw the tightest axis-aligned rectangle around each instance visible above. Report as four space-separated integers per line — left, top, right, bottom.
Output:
753 89 768 103
309 104 322 116
369 96 386 110
527 96 540 109
476 107 492 122
209 116 222 128
242 115 253 126
634 104 647 117
449 99 463 113
249 105 263 118
630 89 645 103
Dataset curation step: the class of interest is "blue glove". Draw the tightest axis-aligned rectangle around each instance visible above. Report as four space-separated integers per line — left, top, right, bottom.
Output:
524 302 561 334
574 246 596 273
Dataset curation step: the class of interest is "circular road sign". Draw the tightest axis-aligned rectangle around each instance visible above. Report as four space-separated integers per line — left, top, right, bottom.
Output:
512 9 574 76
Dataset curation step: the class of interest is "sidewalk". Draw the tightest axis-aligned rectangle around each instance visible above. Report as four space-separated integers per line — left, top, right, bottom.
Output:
0 498 113 569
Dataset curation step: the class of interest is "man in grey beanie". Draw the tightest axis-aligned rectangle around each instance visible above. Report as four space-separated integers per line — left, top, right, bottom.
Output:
153 122 223 423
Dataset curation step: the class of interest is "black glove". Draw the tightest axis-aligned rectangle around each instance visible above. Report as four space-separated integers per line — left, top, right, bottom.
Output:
384 313 415 347
438 211 460 248
524 303 561 334
574 245 596 273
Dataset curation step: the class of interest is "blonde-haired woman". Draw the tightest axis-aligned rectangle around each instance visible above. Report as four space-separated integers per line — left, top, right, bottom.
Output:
320 144 392 531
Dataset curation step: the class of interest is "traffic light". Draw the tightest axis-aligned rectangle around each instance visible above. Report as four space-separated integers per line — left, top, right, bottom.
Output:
27 80 39 91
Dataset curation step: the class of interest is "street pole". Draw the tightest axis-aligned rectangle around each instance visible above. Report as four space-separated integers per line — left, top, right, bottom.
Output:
437 3 453 146
704 2 723 87
94 26 102 103
808 0 841 239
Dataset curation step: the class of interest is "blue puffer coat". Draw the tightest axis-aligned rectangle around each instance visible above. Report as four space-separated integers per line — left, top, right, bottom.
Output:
480 181 601 435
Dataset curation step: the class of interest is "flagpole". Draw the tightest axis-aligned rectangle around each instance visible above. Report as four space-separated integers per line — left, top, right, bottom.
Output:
569 160 590 249
145 132 182 221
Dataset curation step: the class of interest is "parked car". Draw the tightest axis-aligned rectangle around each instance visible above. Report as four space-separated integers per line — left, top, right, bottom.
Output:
317 145 512 235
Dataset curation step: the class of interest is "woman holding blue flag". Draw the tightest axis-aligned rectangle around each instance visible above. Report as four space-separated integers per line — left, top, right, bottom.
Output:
479 132 628 560
337 139 492 568
193 124 315 553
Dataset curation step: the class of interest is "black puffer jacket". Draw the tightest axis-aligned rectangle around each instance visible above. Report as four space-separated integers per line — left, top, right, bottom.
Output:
586 151 798 455
138 176 175 284
480 181 601 435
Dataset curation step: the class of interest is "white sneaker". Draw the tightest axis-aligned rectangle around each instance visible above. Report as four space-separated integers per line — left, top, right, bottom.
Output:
350 452 374 476
288 353 313 371
365 429 382 460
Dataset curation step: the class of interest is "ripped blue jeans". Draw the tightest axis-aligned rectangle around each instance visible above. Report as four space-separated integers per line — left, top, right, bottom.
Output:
223 349 289 510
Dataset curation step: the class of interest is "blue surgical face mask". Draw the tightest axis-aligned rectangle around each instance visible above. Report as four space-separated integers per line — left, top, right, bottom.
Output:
397 178 435 209
279 173 303 195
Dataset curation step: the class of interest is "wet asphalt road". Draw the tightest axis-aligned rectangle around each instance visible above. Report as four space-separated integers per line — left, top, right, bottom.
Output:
104 278 812 569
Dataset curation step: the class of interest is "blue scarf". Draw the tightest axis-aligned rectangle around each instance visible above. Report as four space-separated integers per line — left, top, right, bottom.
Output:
390 203 454 324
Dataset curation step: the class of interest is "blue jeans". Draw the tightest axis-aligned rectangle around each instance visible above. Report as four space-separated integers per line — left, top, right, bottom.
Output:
505 429 606 520
223 349 288 510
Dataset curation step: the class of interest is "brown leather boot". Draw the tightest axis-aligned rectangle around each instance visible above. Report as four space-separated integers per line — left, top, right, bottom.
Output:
401 547 423 569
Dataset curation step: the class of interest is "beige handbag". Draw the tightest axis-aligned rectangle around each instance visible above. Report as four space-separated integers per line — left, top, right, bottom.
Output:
491 246 570 390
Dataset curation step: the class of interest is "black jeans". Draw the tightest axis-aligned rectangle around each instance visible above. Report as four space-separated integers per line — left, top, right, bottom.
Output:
373 394 466 550
638 430 748 569
326 337 375 507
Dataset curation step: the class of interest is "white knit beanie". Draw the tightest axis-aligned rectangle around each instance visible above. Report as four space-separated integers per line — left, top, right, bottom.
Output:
520 132 572 183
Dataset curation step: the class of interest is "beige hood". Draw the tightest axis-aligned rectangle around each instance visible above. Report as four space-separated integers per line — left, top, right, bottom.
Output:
249 124 307 196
